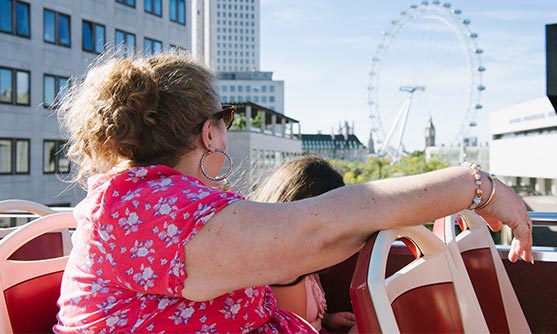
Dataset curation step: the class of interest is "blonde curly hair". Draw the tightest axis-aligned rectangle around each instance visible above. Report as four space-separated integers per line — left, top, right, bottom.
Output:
58 52 220 186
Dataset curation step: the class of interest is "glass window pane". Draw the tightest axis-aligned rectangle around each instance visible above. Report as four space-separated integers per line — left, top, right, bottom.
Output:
43 141 56 173
57 77 69 102
43 75 55 107
144 0 152 13
0 69 12 103
57 143 70 173
169 0 176 21
153 40 162 54
82 21 93 51
15 71 29 105
115 30 124 45
95 25 105 53
126 34 135 54
15 140 29 173
15 2 29 36
0 139 12 173
144 39 152 55
43 10 56 43
154 0 161 16
178 0 185 24
59 14 70 46
0 0 12 33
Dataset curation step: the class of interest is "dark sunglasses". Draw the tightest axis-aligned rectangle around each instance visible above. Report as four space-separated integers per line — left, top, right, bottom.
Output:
191 104 236 134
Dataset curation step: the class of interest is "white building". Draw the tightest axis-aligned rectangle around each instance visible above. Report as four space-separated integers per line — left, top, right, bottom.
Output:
225 103 302 194
0 0 190 206
490 97 557 210
192 0 285 113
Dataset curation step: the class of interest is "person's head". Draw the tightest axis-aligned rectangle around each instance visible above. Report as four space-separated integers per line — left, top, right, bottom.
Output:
250 156 345 203
58 52 233 185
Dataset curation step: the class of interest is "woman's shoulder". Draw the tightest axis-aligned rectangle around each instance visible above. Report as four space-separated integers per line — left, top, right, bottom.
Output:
103 165 243 208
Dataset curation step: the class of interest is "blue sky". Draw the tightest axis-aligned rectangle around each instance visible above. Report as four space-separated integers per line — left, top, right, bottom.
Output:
259 0 556 152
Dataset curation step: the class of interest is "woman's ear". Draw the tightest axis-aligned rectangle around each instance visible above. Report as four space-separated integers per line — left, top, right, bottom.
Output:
199 119 215 151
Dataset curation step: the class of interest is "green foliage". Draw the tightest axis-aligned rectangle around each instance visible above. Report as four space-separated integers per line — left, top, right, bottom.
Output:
230 115 246 130
330 151 449 184
251 112 262 129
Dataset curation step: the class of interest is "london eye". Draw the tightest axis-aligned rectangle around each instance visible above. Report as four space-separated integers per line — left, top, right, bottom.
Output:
368 1 485 159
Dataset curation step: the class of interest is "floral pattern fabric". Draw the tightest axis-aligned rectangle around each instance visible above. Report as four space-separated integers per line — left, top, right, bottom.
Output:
55 165 316 334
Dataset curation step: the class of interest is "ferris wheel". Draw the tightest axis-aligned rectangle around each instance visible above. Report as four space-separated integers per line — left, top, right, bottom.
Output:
368 1 485 158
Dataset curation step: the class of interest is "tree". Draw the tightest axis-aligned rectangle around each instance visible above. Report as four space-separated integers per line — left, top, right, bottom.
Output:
330 151 449 184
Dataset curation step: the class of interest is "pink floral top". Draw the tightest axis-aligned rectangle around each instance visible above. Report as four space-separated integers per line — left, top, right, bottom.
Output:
55 165 316 334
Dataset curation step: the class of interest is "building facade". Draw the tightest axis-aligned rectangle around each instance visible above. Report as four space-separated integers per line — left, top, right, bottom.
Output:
192 0 285 113
225 103 302 193
489 97 557 205
0 0 190 206
301 122 367 163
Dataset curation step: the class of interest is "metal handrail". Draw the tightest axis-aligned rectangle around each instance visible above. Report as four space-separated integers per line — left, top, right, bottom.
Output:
529 211 557 225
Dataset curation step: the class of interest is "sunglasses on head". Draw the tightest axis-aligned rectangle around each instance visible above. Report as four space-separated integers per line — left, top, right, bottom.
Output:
191 104 236 134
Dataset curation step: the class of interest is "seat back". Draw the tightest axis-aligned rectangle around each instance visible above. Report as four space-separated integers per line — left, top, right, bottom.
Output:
434 210 531 333
350 225 488 333
0 212 76 334
0 200 71 260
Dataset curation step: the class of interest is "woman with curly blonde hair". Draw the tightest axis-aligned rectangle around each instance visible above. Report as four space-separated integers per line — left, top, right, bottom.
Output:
54 52 532 334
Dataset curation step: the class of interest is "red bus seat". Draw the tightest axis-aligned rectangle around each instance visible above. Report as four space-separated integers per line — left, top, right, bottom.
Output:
434 210 531 333
0 212 76 334
350 225 488 333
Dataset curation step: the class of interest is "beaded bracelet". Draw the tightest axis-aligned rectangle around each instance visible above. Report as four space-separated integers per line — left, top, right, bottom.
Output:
461 161 483 210
474 174 497 211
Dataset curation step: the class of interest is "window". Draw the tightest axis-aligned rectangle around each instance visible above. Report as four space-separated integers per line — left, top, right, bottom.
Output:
0 0 30 37
144 0 161 16
269 85 275 93
269 96 275 103
0 66 29 105
169 0 185 25
0 138 29 174
43 140 69 174
43 9 71 47
115 29 136 57
144 37 162 55
116 0 135 7
82 20 105 53
43 74 69 109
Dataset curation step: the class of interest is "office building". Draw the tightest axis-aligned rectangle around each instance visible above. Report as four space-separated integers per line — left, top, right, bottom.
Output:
192 0 285 113
0 0 190 206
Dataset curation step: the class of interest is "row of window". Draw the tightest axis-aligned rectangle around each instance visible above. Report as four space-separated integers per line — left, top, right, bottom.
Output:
217 19 255 27
217 43 256 50
218 50 255 57
217 35 255 42
0 138 68 175
217 4 256 11
217 66 256 72
219 0 256 3
0 0 186 43
219 85 275 93
217 12 255 19
221 95 275 104
116 0 186 24
217 58 256 65
217 28 255 34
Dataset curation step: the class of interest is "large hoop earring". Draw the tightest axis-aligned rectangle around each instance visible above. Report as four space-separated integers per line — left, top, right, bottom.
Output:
199 148 233 182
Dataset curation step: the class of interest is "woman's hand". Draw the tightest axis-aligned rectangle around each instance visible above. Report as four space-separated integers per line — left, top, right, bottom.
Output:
475 175 533 264
322 311 356 333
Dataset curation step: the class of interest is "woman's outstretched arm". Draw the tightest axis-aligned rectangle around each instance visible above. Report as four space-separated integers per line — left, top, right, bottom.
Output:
182 166 532 301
